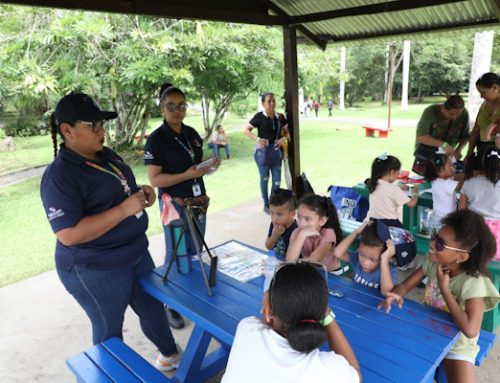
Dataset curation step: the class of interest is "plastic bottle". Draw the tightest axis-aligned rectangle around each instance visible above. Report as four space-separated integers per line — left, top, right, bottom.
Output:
263 250 279 292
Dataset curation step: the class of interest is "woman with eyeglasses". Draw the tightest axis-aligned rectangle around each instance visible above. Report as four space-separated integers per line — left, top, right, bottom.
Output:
144 85 220 330
222 262 361 383
41 93 182 371
380 210 499 383
466 73 500 159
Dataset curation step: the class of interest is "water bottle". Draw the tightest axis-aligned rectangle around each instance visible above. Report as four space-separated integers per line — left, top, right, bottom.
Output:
263 250 278 292
172 225 191 274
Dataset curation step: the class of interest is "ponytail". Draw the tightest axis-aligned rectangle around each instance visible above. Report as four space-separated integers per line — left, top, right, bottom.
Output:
367 154 401 193
50 113 59 158
298 194 343 242
483 146 500 184
287 321 326 352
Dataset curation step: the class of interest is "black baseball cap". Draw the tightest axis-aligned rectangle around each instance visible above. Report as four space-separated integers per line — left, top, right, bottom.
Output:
376 220 417 267
55 93 118 125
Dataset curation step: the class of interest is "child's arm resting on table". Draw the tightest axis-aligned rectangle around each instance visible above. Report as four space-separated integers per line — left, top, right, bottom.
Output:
379 266 426 313
334 221 370 263
379 239 396 297
437 265 485 338
286 227 319 261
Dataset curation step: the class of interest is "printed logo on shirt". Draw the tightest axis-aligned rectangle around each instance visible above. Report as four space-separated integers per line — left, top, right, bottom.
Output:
353 273 379 289
47 207 65 221
144 151 154 160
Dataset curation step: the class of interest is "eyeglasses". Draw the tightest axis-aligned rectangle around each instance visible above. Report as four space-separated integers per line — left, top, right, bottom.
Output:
432 233 469 253
76 120 105 133
162 103 188 112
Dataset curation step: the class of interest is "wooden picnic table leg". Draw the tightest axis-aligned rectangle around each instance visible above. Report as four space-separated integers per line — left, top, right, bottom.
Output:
173 325 229 383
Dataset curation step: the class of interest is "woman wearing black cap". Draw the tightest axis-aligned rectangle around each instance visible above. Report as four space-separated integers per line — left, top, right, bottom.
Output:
40 93 182 372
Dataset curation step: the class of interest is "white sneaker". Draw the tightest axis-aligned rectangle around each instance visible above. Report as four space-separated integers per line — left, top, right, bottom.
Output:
155 345 183 372
397 260 415 271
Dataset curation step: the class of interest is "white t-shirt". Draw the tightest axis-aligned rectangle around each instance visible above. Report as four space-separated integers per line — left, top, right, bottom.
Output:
367 179 410 221
461 176 500 220
431 178 459 217
221 317 359 383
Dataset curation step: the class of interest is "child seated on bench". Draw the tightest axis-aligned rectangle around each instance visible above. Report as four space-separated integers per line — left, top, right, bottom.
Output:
334 222 398 296
286 194 344 272
222 262 361 383
380 210 500 383
265 188 298 260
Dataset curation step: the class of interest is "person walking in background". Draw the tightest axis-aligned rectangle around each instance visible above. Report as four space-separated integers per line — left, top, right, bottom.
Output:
243 92 290 213
313 99 320 117
208 124 231 159
41 93 183 372
328 99 334 117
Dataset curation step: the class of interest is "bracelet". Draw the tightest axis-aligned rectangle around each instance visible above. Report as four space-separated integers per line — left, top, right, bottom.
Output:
440 142 449 150
320 310 336 327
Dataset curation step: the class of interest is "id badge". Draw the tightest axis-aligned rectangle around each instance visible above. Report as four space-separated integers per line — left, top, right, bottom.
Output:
192 183 202 197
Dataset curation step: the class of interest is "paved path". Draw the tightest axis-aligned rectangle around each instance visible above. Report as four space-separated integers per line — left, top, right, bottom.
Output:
0 165 47 188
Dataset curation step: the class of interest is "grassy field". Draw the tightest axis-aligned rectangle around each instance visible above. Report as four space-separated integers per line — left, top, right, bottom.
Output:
0 100 428 286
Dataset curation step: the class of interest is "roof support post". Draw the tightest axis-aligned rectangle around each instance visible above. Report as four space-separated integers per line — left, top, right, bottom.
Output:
283 25 300 195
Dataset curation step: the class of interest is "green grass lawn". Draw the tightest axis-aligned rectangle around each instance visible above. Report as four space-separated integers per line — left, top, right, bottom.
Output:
0 100 430 286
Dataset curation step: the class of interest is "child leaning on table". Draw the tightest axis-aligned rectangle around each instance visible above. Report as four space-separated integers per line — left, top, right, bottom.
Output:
365 153 419 226
380 210 500 383
221 262 361 383
424 153 462 235
286 194 344 272
265 188 298 260
459 146 500 261
334 221 398 296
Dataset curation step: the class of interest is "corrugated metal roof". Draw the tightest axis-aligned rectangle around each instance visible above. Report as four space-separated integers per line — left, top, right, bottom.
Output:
272 0 499 46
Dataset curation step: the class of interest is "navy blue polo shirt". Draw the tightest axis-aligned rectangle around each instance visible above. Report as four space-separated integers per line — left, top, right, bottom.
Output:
144 121 206 199
40 145 149 271
249 112 288 143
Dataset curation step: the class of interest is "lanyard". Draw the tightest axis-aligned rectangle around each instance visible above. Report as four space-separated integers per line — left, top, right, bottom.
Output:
174 129 195 163
85 160 131 195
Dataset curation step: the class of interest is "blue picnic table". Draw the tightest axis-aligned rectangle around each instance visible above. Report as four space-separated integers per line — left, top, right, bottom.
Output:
138 241 461 383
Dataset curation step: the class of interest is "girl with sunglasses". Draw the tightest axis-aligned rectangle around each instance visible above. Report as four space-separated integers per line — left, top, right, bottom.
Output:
459 146 500 260
380 210 499 383
222 262 361 383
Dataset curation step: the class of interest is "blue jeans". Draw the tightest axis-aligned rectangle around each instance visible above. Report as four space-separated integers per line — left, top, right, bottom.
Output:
208 142 230 158
159 198 207 264
254 152 281 206
57 252 177 356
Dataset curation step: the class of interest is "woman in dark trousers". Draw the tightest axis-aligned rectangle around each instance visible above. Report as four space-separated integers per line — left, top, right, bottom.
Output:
145 85 219 329
41 93 182 372
243 92 290 213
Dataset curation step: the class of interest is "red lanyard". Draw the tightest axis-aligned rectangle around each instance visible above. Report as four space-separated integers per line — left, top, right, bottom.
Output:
85 161 131 195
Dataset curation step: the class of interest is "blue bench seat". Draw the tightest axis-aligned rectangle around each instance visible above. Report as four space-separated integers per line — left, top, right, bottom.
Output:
67 337 171 383
434 329 496 382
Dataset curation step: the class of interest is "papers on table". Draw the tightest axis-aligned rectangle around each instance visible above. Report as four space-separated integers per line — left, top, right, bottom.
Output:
199 241 267 282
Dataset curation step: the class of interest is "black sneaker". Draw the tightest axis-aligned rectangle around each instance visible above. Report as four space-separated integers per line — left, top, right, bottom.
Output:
165 307 185 329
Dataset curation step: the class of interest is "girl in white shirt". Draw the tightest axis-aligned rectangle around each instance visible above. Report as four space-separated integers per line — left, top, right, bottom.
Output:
222 262 361 383
424 154 461 235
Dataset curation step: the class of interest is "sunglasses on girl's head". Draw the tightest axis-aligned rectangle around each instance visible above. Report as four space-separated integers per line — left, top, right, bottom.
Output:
431 233 469 253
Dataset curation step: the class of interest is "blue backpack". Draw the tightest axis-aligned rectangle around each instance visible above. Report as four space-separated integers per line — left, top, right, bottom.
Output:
328 186 369 222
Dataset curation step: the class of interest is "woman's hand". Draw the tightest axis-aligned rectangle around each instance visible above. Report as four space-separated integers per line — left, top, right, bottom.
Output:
141 185 156 207
185 164 210 179
120 189 149 217
211 157 221 169
275 137 288 148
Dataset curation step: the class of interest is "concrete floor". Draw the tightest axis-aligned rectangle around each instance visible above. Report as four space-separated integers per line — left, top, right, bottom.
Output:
0 198 499 382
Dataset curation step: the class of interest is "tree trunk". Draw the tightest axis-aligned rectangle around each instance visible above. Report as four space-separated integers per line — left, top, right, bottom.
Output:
400 40 410 111
339 46 346 110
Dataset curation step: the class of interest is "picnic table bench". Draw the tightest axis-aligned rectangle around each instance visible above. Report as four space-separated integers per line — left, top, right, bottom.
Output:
363 125 393 138
67 337 171 383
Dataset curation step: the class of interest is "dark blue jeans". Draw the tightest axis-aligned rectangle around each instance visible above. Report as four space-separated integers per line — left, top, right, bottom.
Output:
254 151 281 206
208 142 230 158
159 198 207 264
57 252 177 356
